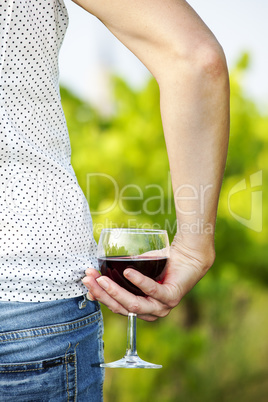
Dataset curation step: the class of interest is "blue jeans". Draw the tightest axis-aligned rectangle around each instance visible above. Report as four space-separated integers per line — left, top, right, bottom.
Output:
0 296 104 401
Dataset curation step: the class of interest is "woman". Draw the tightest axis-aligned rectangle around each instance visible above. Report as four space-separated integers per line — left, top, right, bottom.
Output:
0 0 229 400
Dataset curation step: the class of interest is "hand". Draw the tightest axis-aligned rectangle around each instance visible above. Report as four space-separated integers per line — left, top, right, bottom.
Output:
82 233 215 322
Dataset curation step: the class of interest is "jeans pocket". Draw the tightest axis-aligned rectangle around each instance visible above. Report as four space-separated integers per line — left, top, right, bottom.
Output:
0 351 77 402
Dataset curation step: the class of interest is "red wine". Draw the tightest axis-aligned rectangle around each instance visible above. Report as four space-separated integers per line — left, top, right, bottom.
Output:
98 256 168 297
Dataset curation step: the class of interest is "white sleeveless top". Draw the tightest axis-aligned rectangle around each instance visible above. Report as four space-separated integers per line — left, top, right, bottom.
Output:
0 0 97 301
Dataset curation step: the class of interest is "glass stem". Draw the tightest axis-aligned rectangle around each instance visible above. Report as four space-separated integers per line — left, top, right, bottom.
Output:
125 313 138 357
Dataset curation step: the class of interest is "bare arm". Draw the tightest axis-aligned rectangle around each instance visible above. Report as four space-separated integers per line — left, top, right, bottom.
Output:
77 0 230 320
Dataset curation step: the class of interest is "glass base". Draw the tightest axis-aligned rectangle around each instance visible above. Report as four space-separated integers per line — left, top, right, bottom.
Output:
100 354 162 369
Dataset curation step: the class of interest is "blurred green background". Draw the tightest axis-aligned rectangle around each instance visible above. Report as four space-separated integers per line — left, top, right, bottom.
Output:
61 53 268 402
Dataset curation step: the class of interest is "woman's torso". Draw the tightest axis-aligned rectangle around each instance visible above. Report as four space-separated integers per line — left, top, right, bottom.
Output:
0 0 97 302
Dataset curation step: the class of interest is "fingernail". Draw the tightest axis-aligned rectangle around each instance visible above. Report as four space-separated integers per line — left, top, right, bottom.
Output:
86 293 95 301
81 277 89 285
96 277 109 290
124 269 134 279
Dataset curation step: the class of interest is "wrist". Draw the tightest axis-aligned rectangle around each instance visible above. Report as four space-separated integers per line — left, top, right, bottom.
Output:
172 230 216 273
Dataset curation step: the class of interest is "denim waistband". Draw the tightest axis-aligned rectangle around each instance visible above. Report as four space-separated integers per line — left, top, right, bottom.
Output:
0 295 101 337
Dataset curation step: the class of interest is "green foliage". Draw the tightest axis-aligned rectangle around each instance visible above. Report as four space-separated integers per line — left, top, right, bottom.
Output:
103 244 128 257
61 77 175 243
61 54 268 401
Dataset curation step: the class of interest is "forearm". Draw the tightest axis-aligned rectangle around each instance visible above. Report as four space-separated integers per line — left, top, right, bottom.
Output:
160 48 229 257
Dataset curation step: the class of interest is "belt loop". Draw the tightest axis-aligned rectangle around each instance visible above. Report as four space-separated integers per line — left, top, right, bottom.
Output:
78 294 87 309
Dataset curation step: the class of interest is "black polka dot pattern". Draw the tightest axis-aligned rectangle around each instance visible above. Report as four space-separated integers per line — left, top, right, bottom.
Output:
0 1 97 302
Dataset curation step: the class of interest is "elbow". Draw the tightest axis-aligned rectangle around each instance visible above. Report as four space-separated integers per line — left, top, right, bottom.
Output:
195 42 229 84
157 38 229 92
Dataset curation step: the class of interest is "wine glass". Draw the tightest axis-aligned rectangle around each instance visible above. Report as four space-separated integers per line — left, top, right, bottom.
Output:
97 228 169 368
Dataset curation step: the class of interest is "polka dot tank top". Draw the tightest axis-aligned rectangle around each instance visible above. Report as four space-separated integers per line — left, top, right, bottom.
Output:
0 0 97 302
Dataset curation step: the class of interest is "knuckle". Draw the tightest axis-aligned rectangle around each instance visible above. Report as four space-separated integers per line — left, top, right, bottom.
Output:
108 288 119 299
127 302 140 314
147 282 158 297
153 305 169 318
167 299 179 309
159 308 171 318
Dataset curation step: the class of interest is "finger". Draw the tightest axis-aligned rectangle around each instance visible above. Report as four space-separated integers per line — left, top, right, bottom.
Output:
82 275 129 316
85 267 101 279
96 276 166 317
137 313 165 322
86 292 96 302
82 269 100 302
123 268 178 307
136 300 173 321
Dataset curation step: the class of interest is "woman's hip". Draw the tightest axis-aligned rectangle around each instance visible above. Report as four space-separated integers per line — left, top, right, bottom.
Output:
0 295 104 401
